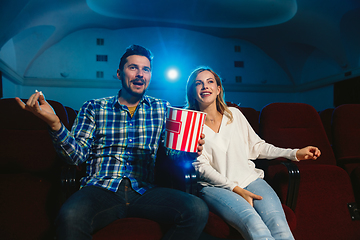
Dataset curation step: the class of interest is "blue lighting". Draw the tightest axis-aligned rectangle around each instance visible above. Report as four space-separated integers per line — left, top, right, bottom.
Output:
182 160 193 169
167 68 179 81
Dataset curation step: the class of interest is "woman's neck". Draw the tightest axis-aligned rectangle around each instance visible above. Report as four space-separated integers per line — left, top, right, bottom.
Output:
201 103 222 126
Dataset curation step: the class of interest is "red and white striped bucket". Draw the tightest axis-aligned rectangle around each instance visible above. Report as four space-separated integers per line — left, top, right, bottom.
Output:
165 107 206 152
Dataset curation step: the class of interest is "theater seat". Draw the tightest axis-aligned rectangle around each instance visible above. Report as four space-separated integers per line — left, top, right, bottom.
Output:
0 98 181 240
64 106 78 130
259 102 360 240
194 102 297 239
58 117 194 240
92 218 165 240
332 104 360 205
226 102 260 134
318 108 334 145
0 98 69 240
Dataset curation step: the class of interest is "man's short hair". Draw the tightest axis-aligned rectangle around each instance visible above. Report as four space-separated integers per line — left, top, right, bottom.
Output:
118 44 153 71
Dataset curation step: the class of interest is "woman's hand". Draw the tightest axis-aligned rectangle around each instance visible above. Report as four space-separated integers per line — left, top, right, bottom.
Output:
196 133 205 156
15 91 61 131
296 146 321 161
232 186 263 207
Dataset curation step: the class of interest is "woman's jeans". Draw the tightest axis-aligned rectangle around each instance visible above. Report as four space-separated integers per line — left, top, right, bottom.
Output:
200 178 294 240
56 178 209 240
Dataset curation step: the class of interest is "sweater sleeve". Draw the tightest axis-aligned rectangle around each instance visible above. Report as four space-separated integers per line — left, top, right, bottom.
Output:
193 151 238 191
254 142 299 161
240 110 299 162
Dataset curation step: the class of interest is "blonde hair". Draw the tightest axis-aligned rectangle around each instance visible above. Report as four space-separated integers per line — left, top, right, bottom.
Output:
186 67 233 123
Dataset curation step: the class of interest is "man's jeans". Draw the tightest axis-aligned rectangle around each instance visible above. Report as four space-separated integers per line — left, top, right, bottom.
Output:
56 178 209 240
200 178 294 240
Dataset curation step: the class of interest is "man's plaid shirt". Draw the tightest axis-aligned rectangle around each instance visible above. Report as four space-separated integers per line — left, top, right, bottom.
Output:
50 92 170 194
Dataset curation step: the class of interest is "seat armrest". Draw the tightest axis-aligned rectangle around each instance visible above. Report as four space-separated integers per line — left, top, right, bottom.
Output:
155 152 198 195
60 146 200 199
173 160 198 195
336 156 360 167
155 144 198 195
281 161 300 211
60 164 84 200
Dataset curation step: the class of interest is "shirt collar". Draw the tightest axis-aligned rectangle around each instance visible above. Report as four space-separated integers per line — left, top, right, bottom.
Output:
113 90 151 109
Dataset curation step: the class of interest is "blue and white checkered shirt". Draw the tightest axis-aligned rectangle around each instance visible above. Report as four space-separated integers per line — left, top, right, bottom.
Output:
50 92 170 194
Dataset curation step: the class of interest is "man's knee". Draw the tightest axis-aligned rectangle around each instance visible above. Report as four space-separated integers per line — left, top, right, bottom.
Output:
182 194 209 222
56 203 83 226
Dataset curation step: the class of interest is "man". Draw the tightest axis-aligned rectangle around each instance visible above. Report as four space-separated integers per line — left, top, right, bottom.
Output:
16 44 208 240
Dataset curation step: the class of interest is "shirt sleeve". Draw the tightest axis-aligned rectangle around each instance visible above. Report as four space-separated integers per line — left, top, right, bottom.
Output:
49 100 96 165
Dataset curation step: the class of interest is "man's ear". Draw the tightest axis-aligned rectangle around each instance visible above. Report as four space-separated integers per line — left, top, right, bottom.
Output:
117 69 122 80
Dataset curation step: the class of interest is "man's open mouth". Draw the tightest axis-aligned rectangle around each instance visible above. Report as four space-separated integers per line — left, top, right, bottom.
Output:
132 79 145 86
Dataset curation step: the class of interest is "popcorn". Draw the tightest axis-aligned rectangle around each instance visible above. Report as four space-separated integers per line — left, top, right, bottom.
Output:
165 107 206 153
35 90 43 95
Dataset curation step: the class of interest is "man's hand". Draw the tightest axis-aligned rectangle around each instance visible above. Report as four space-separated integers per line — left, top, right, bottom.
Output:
15 91 61 131
233 186 263 207
296 146 321 161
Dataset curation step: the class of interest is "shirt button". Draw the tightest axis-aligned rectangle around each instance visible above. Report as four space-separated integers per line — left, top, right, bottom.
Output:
127 152 130 154
129 139 132 142
129 123 133 126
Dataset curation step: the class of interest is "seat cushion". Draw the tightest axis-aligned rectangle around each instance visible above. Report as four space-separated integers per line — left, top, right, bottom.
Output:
92 218 165 240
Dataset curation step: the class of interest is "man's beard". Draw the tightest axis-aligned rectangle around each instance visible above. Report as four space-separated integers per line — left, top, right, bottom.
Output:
122 79 147 97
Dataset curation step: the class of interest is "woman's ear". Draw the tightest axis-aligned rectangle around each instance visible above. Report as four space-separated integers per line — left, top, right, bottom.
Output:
117 69 121 80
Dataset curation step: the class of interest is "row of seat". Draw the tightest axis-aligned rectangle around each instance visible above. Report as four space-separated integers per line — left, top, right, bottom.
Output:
62 101 360 240
1 98 359 240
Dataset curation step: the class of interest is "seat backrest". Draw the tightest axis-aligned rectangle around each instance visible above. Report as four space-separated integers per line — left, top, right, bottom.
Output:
48 99 70 130
332 104 360 171
318 108 334 145
0 98 68 240
259 103 360 240
226 102 260 134
259 102 336 165
240 107 260 134
65 106 78 130
0 99 66 169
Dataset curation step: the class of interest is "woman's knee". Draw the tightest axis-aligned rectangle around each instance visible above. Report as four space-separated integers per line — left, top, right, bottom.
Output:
264 214 294 239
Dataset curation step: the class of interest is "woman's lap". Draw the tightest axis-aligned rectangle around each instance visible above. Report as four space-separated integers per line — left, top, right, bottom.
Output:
200 178 294 240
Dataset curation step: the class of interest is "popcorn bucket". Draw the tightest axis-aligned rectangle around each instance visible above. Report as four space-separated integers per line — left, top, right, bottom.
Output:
165 107 206 152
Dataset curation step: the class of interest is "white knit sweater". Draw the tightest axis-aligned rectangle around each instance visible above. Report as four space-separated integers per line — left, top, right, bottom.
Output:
193 107 299 191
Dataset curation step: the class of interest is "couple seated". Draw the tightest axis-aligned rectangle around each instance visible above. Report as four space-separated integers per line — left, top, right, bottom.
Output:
16 44 319 240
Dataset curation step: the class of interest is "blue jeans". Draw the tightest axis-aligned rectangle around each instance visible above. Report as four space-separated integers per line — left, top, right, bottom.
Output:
56 178 209 240
200 178 294 240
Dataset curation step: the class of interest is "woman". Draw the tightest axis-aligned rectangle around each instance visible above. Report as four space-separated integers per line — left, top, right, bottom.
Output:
186 67 321 240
